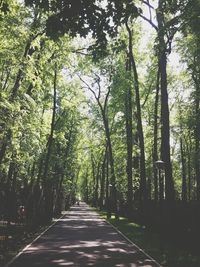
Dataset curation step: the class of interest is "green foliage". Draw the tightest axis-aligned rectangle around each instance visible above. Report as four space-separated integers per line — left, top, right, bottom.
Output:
1 2 200 265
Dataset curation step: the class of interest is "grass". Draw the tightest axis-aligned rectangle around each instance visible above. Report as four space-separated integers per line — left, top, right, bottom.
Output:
98 210 200 267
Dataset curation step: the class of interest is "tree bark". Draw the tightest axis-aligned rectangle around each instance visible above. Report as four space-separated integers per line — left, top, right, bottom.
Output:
153 69 160 201
105 146 109 209
42 64 57 221
43 64 57 182
101 110 117 216
94 160 100 206
0 130 11 166
193 76 200 200
126 22 147 201
91 153 96 204
100 144 107 209
156 1 175 201
125 56 133 208
186 139 192 200
79 73 117 217
180 137 187 201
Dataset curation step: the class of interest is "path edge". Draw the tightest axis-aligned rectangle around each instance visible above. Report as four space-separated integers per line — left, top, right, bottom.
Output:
101 215 162 267
3 212 66 267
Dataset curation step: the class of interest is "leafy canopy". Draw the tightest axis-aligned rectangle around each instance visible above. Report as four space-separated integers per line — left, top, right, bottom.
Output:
24 0 140 46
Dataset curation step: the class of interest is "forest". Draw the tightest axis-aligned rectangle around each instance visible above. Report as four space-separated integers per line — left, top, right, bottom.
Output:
0 0 200 266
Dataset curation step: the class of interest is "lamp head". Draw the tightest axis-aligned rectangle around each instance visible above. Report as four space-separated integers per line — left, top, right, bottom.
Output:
155 160 165 170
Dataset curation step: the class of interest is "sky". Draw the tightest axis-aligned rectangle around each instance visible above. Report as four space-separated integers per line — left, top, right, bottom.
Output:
140 0 182 70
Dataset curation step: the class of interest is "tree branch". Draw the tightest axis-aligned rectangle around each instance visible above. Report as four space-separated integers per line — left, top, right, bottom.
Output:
139 13 158 31
141 0 154 9
77 74 98 100
94 73 101 99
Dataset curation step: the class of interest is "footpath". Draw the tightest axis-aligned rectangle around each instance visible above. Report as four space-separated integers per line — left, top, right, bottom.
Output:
3 202 160 267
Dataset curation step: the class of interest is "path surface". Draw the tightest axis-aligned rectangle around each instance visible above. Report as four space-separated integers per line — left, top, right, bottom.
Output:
5 203 160 267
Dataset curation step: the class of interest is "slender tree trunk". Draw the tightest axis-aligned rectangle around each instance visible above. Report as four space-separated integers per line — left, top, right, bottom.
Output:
100 145 107 209
101 110 117 217
153 69 160 201
30 162 36 186
85 169 89 203
11 8 43 98
126 22 147 201
180 137 187 201
1 68 10 91
0 130 11 166
52 143 62 215
125 56 133 208
194 82 200 200
6 158 15 225
0 62 5 85
186 139 192 200
42 64 57 222
94 161 100 206
81 73 117 217
43 64 57 182
105 147 109 209
91 153 96 204
156 2 174 201
54 123 74 212
11 35 38 98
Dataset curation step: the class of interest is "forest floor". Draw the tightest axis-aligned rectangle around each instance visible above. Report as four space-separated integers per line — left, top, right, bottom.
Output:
1 203 160 267
0 220 55 267
98 211 200 267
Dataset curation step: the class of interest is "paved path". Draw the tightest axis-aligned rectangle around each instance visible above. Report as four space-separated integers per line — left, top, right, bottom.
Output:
5 203 160 267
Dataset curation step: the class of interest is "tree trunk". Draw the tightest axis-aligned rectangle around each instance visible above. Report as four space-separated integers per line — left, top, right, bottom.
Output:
194 80 200 200
105 147 109 209
125 56 133 208
11 34 39 98
43 64 57 182
82 72 117 217
104 114 117 214
94 161 100 206
126 22 147 201
186 139 192 200
42 64 57 222
100 145 107 209
6 158 15 224
1 68 10 91
153 69 160 201
0 130 11 166
156 2 175 201
180 137 187 201
85 169 89 203
91 153 96 205
11 9 43 98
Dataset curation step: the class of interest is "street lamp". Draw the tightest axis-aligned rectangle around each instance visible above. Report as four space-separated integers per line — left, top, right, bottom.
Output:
155 160 165 201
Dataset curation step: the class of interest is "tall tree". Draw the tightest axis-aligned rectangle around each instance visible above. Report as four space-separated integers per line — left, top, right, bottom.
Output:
126 22 147 201
125 55 134 208
79 67 118 218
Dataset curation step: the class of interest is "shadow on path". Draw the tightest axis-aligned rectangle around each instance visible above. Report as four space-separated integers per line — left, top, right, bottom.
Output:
5 203 160 267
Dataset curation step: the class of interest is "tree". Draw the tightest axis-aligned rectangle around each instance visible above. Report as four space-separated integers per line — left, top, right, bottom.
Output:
126 21 147 202
178 0 200 199
78 62 118 218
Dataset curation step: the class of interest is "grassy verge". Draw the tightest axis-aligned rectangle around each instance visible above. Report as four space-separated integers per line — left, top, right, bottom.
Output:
98 210 200 267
